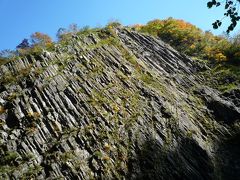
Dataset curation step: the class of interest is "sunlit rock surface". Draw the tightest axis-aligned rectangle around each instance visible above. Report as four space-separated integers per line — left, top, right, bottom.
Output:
0 28 239 179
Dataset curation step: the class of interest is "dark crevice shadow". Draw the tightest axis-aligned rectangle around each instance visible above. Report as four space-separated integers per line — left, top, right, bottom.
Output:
6 110 19 128
127 137 214 180
215 133 240 180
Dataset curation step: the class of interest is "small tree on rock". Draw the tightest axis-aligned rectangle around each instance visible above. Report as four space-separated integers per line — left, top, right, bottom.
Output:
30 32 52 47
16 39 30 49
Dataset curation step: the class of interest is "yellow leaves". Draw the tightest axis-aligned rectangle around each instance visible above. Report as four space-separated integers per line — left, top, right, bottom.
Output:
215 52 227 61
102 156 110 161
92 143 112 163
27 111 41 119
26 126 38 134
107 21 121 29
103 143 111 152
31 45 43 55
18 32 54 56
132 24 144 31
138 18 231 61
29 32 54 54
0 106 6 114
190 44 196 49
94 150 111 162
143 18 204 53
112 103 120 113
147 19 163 28
204 46 213 55
161 18 201 33
46 42 54 50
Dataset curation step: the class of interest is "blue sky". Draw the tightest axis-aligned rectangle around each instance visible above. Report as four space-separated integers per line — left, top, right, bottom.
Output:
0 0 237 50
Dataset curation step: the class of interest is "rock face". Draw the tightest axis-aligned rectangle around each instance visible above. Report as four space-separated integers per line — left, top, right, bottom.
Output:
0 27 239 179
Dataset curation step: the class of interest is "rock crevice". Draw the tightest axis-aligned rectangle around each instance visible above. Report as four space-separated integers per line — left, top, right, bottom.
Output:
0 28 239 179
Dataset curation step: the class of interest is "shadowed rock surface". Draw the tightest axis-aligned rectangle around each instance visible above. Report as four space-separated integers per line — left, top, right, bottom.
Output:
0 27 239 179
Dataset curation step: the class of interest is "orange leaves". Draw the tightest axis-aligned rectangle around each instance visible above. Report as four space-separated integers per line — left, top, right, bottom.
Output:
17 32 54 56
136 18 233 62
148 18 203 47
30 32 52 46
0 106 6 114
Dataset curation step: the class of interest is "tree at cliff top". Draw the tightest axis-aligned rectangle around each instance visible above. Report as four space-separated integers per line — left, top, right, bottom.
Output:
30 32 53 47
16 32 54 56
136 18 231 61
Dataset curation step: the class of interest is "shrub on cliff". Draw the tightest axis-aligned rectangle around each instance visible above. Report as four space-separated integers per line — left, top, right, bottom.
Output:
224 34 240 64
17 32 54 56
139 18 203 54
30 32 53 47
135 18 236 63
0 49 18 65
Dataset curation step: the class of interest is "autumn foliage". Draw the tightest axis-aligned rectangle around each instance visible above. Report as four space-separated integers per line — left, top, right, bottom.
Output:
31 32 53 47
1 19 240 65
17 32 54 56
140 18 202 53
134 18 240 64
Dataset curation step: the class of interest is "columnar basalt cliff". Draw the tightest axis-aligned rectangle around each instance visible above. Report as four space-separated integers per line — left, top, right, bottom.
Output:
0 27 240 179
